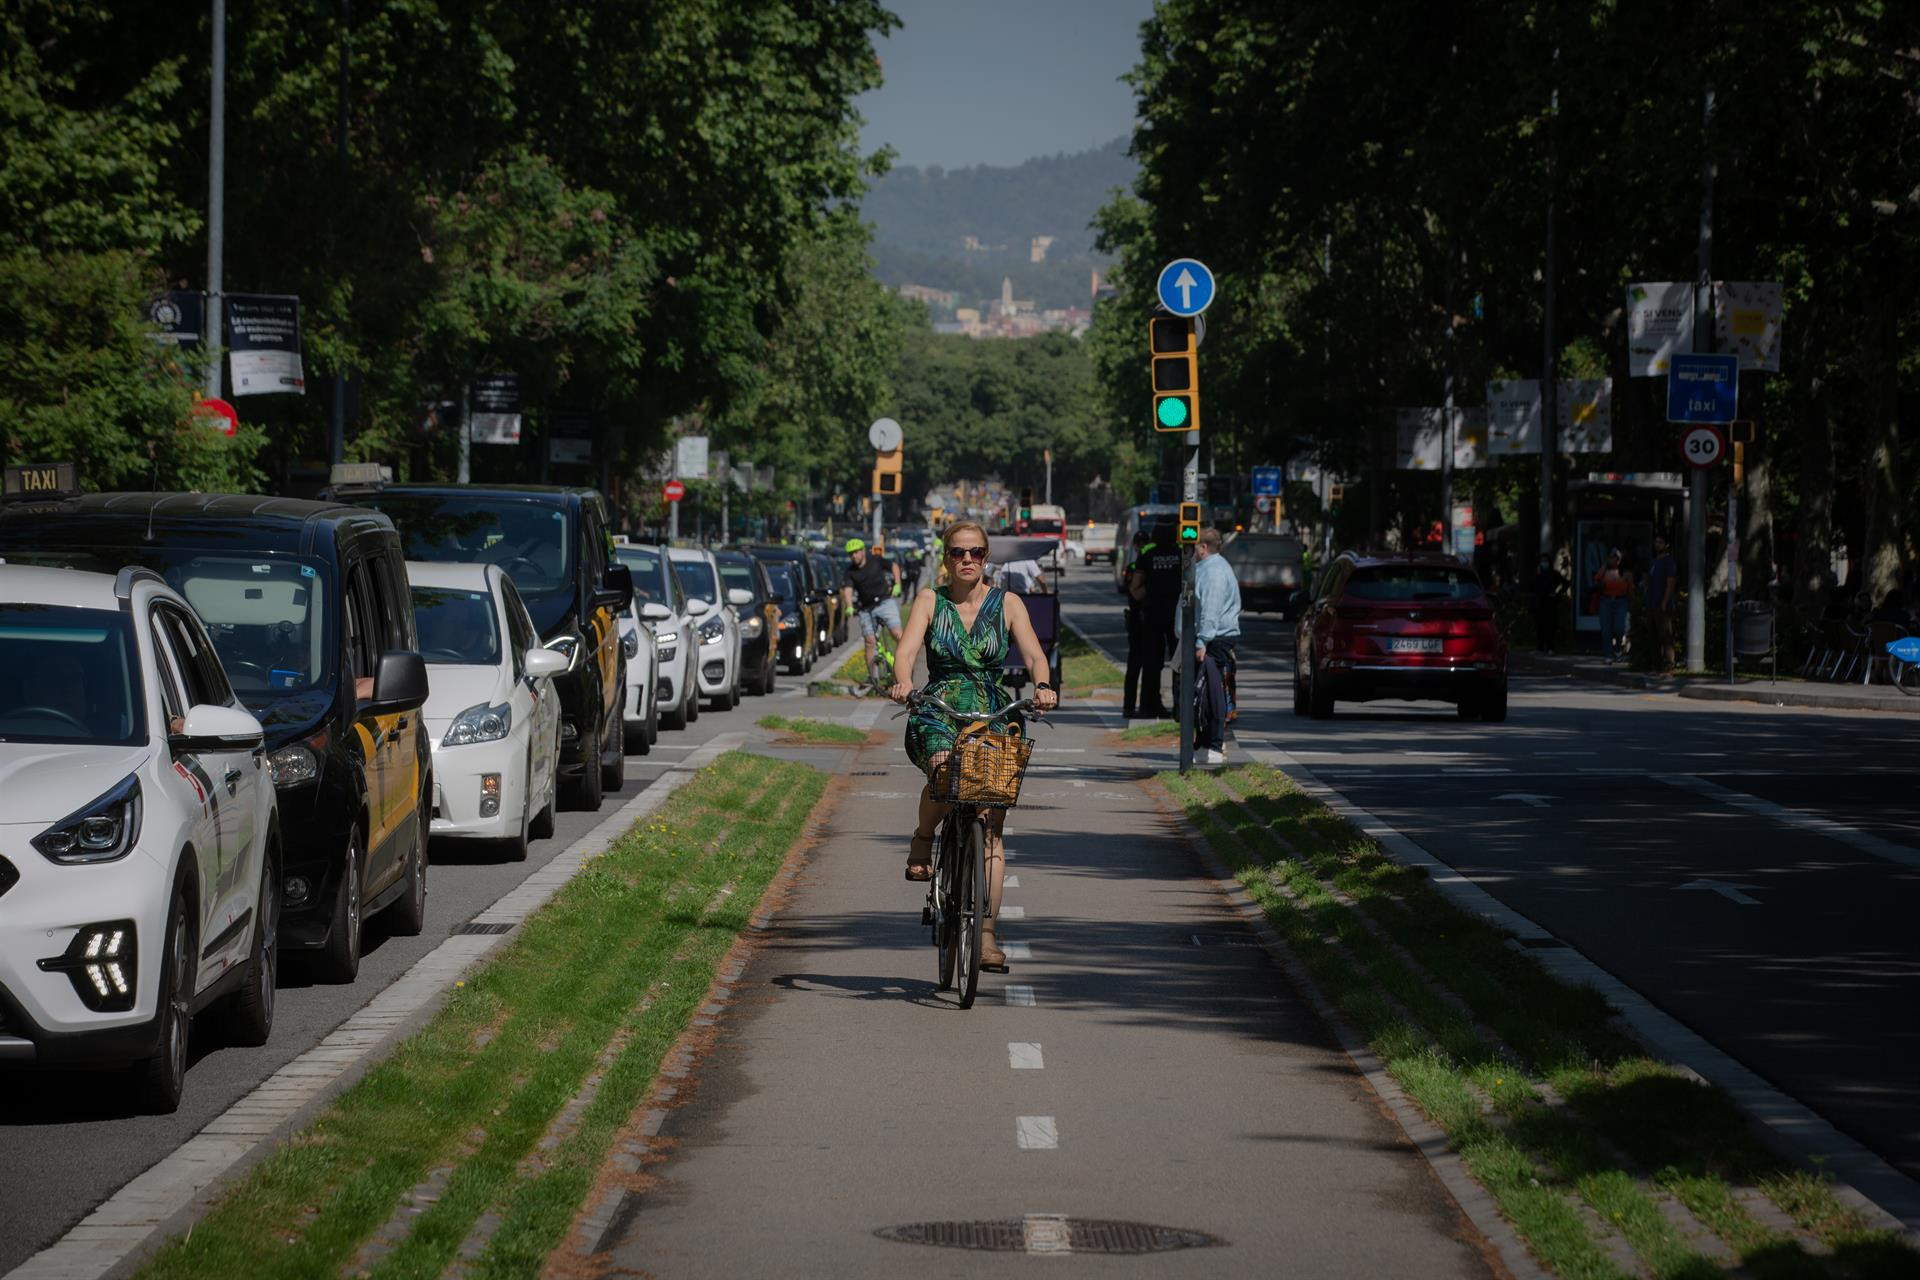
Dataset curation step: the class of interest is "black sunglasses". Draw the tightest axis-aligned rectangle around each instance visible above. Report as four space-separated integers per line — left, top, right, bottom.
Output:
945 545 988 561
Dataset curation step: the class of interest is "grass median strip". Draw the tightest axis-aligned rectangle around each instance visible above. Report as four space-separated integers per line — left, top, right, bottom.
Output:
1161 763 1920 1280
1060 623 1123 695
135 752 826 1280
756 714 868 745
1117 718 1179 742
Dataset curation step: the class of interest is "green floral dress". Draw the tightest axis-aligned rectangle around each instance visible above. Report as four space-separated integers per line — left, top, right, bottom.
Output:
906 587 1009 772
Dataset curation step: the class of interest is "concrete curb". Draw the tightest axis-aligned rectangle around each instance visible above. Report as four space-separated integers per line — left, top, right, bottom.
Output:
1150 778 1547 1280
1513 655 1916 715
1675 683 1919 713
1244 742 1920 1249
5 733 749 1280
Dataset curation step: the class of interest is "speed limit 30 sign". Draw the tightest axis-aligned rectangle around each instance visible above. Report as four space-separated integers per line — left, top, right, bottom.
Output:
1681 423 1726 469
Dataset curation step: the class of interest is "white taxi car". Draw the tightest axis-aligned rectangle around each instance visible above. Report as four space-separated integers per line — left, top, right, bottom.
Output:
668 547 744 711
0 565 279 1112
409 563 567 862
615 543 706 731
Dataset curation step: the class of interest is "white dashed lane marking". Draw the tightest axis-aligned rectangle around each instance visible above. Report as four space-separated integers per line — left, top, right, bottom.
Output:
1005 985 1036 1007
1002 941 1031 960
1008 1042 1044 1070
1015 1116 1059 1150
999 905 1026 919
1004 875 1020 889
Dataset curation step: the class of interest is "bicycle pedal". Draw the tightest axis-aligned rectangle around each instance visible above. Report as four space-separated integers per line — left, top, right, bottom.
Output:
920 906 933 926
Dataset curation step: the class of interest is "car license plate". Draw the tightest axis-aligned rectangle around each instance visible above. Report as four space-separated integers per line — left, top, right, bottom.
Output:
1386 638 1443 654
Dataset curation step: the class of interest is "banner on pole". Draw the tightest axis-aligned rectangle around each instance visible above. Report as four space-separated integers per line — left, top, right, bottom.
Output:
1452 407 1489 470
1485 379 1543 455
1560 378 1614 452
675 436 710 480
146 291 205 350
1714 281 1782 372
1626 282 1694 377
469 373 522 444
1395 408 1445 470
225 294 306 395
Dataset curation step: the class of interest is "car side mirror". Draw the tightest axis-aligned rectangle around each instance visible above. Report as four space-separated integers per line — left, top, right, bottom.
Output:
595 564 634 612
640 601 672 621
524 648 568 680
727 587 754 607
172 702 265 752
366 650 429 714
687 598 712 618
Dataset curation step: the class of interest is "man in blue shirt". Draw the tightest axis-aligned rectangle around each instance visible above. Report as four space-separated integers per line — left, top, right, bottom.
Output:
1193 527 1242 763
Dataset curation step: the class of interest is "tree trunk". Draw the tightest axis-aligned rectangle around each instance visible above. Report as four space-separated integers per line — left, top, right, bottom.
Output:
1857 265 1906 604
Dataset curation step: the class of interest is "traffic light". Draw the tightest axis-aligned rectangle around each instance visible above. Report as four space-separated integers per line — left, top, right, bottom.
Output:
1178 502 1202 544
874 469 901 496
1149 316 1199 434
1328 483 1345 515
1728 422 1756 486
1020 486 1033 522
873 447 903 496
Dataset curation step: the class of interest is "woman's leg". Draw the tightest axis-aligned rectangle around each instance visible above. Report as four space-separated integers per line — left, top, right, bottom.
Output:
980 808 1008 968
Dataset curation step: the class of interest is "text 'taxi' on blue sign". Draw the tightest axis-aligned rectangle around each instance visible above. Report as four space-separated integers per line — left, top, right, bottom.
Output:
1666 353 1739 424
1251 466 1282 497
1156 258 1216 317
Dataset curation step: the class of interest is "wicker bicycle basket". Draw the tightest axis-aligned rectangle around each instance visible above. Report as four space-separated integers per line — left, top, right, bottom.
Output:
940 727 1034 808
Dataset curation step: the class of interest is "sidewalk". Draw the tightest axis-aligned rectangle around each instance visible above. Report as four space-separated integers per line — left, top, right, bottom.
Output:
1512 650 1918 713
570 703 1495 1277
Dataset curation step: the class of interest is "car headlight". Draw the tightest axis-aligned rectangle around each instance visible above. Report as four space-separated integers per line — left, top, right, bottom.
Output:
656 637 678 662
443 701 513 747
34 774 142 865
698 617 725 645
267 741 320 787
545 634 581 672
741 614 764 639
622 629 640 660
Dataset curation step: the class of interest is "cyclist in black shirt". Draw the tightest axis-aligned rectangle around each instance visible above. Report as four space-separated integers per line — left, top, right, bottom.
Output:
842 538 903 682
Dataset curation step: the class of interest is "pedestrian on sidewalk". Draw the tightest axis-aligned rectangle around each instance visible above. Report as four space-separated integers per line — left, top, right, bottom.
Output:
1593 548 1634 662
1532 553 1569 653
1193 527 1241 765
1122 528 1153 718
1646 533 1677 672
889 519 1058 972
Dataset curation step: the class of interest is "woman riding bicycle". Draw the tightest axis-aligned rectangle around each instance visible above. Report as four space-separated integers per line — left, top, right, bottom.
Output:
889 520 1058 971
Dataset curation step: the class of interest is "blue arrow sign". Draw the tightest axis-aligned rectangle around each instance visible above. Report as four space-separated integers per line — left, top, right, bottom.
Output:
1156 258 1216 317
1666 353 1739 424
1251 466 1282 497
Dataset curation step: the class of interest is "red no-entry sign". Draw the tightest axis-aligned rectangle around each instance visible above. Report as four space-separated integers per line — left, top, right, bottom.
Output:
663 480 686 502
193 397 239 437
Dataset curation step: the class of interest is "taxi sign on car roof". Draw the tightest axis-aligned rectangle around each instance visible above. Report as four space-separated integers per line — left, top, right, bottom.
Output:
3 462 79 501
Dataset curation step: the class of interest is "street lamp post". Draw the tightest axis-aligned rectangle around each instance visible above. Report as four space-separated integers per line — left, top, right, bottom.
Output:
205 0 225 399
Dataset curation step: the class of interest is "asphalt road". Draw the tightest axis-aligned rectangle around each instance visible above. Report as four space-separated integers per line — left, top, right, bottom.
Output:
1070 568 1920 1186
0 639 852 1275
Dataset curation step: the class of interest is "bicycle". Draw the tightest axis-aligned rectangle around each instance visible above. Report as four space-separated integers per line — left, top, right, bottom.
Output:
863 624 898 697
1888 636 1920 695
901 691 1039 1008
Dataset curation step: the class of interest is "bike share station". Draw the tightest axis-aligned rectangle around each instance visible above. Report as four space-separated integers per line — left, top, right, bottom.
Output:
1150 256 1216 773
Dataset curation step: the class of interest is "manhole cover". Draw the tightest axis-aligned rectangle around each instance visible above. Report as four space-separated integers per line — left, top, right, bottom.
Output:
875 1217 1224 1255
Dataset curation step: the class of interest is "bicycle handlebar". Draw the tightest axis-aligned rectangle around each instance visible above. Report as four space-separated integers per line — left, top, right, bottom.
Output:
902 689 1040 726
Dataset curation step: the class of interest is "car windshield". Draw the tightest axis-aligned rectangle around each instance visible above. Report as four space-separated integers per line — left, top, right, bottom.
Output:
366 495 574 635
1346 565 1484 601
1029 518 1065 535
0 549 331 699
675 560 719 604
615 548 671 605
0 605 145 745
1226 538 1302 564
761 562 798 602
411 587 501 665
719 562 756 596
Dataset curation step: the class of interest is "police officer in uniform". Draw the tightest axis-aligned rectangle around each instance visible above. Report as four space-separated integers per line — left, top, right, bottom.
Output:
1122 528 1154 718
1127 523 1182 718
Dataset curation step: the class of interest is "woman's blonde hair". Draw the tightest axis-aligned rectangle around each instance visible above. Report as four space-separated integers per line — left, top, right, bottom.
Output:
937 519 991 587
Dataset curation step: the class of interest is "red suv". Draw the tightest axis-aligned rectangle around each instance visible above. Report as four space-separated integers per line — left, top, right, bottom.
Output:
1293 552 1508 721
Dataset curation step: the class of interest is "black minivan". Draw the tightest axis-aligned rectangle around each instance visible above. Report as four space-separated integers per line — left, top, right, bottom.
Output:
0 494 434 984
355 485 633 811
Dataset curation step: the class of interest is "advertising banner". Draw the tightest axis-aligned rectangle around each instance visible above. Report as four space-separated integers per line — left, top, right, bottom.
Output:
1395 408 1445 470
1560 378 1614 452
1452 407 1489 470
1626 282 1693 376
225 294 306 396
146 291 204 349
675 435 710 480
1714 281 1782 372
1485 379 1543 455
468 373 522 444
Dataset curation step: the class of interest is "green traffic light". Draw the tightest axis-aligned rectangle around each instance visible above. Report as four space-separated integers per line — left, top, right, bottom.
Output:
1157 396 1190 428
1180 525 1198 541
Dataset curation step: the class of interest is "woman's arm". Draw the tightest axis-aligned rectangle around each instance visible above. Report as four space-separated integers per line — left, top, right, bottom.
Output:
887 589 937 702
1002 594 1058 711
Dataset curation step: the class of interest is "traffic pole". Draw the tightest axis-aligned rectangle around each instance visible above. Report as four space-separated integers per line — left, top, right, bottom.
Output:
205 0 225 399
1178 428 1198 775
1686 85 1716 674
1726 481 1737 682
457 383 470 484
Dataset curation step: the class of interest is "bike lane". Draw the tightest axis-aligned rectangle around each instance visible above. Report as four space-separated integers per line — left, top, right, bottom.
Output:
593 706 1494 1277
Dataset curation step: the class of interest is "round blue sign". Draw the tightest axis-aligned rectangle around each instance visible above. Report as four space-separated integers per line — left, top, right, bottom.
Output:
1156 258 1216 317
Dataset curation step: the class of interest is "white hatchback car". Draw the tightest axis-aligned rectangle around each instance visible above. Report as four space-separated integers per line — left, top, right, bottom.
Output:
668 547 744 711
0 565 280 1112
615 544 707 731
409 563 568 862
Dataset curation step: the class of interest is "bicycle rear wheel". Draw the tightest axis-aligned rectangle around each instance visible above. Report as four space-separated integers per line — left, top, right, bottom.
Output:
934 815 959 991
1895 656 1920 696
956 815 985 1008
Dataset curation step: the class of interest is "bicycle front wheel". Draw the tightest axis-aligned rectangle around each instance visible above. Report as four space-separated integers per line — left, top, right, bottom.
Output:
1896 657 1920 696
956 815 986 1009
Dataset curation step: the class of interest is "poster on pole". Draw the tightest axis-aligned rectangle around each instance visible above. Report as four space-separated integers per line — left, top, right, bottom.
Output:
1559 378 1614 452
1395 408 1445 470
146 291 205 350
1626 282 1693 376
1714 281 1782 372
225 294 306 395
468 373 523 444
1485 379 1543 455
675 435 709 480
1452 407 1489 470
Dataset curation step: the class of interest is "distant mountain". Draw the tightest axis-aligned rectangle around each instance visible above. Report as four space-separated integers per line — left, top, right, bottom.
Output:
860 137 1135 311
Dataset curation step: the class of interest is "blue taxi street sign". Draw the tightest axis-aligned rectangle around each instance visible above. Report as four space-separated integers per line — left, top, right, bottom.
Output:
1251 466 1282 497
1666 353 1739 424
1156 258 1216 317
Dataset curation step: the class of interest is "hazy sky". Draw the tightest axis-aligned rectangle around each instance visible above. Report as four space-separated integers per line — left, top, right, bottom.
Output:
856 0 1156 170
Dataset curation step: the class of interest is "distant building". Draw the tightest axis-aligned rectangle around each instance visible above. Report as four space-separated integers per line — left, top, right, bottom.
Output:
1030 235 1055 263
1000 276 1014 311
898 283 958 310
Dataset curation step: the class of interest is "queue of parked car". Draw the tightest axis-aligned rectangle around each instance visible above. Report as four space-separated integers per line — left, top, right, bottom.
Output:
0 467 848 1113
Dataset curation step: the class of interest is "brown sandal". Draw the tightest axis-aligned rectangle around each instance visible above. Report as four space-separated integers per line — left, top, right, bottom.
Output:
980 920 1009 973
905 834 934 881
